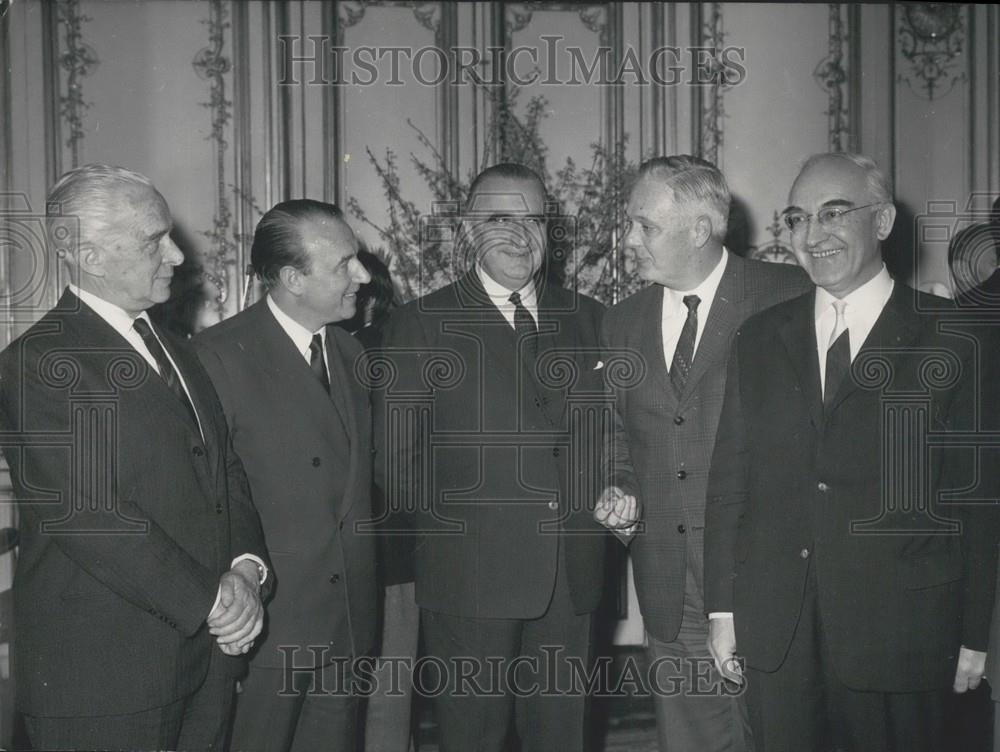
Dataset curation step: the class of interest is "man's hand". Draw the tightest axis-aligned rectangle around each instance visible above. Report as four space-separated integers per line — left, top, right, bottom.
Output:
594 486 639 531
707 615 743 685
953 646 987 693
207 560 263 655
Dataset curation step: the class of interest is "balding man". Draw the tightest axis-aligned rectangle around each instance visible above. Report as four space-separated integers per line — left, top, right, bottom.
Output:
705 153 1000 750
375 163 608 752
195 199 376 752
595 155 809 751
0 164 269 750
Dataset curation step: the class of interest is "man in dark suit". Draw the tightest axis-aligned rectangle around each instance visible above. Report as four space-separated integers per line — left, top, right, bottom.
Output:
704 152 1000 751
374 163 607 752
594 155 809 751
195 199 377 752
0 164 269 751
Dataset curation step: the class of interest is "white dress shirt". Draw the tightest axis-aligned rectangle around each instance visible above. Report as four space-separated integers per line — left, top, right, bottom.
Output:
476 265 539 328
661 250 728 371
69 284 205 440
67 285 267 604
814 265 894 394
266 294 329 369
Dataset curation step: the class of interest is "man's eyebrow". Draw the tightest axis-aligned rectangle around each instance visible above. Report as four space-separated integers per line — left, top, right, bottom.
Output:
782 199 855 214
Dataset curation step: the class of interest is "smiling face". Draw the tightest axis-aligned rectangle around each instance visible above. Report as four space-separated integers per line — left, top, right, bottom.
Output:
93 186 183 315
292 216 371 329
463 174 546 291
786 156 896 298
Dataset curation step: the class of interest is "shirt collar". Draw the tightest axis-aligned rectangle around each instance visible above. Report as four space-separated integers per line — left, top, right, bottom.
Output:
68 283 152 338
476 265 538 308
814 265 894 323
662 249 728 314
266 294 324 357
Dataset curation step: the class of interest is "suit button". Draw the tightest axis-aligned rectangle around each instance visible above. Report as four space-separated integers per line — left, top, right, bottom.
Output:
817 482 829 492
674 415 685 426
676 470 687 480
312 457 321 467
552 448 560 458
548 501 559 511
800 548 810 559
677 524 686 534
329 574 341 584
192 446 204 457
216 505 223 515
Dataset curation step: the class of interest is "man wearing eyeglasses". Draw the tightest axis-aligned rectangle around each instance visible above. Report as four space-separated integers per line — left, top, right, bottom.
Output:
593 155 809 752
705 152 1000 750
374 163 608 752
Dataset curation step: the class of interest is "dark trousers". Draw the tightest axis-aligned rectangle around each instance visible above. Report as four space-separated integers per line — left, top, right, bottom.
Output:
420 551 592 752
745 562 946 752
22 651 235 752
229 660 359 752
647 567 753 752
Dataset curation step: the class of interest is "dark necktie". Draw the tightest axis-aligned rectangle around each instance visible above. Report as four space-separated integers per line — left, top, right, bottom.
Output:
670 294 700 396
309 333 331 393
132 317 200 430
509 291 537 356
824 300 850 412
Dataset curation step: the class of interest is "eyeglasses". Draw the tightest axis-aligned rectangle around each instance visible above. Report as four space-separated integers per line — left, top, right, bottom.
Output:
477 213 548 228
782 203 881 233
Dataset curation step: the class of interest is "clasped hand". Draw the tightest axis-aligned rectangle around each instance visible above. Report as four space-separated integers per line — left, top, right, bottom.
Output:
207 561 263 656
594 485 640 531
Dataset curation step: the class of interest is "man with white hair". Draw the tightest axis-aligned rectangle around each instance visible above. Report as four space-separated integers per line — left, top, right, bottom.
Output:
595 155 809 751
0 164 269 750
705 152 999 750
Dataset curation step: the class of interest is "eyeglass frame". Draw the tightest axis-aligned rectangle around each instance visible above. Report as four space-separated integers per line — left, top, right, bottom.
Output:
467 212 549 228
781 202 883 234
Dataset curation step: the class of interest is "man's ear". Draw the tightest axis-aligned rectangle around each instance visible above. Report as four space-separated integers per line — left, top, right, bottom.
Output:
692 215 713 249
278 265 302 295
875 203 897 241
76 242 105 278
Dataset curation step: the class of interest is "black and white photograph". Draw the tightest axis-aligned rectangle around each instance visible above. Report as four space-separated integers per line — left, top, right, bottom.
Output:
1 2 999 750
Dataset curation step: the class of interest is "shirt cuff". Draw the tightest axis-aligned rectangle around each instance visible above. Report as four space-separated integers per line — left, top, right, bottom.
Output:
209 554 269 615
708 612 734 620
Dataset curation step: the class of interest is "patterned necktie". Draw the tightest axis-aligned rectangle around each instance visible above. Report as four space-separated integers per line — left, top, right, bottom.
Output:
132 317 200 429
309 333 330 393
824 300 850 411
670 294 700 397
509 291 538 356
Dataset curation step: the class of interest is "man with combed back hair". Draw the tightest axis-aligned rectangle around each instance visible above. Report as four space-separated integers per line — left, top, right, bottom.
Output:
595 154 809 751
0 163 270 751
195 199 376 752
705 152 1000 751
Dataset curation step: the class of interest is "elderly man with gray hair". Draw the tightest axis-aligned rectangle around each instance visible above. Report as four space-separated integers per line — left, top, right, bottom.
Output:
0 164 270 751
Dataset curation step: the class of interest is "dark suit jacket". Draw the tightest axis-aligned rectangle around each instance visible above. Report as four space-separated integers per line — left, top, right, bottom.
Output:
603 254 810 642
195 299 377 669
374 272 608 619
705 283 1000 692
0 290 268 717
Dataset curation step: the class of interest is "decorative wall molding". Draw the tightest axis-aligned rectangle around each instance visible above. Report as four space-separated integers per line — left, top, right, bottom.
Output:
748 212 799 266
694 2 725 166
55 0 98 168
897 2 966 100
814 4 850 152
504 3 610 46
193 0 236 317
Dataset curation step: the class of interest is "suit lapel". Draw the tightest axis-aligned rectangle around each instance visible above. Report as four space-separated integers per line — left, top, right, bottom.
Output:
679 253 744 406
639 286 678 410
827 283 920 414
777 290 824 428
455 271 531 384
325 327 363 520
250 301 349 442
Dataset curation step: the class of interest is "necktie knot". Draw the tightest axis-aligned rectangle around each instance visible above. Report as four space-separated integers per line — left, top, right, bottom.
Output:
509 291 522 306
682 294 700 315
